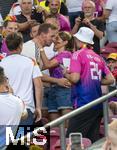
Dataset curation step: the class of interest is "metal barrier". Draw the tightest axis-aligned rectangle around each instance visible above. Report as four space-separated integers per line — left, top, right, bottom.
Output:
44 89 117 150
13 90 117 149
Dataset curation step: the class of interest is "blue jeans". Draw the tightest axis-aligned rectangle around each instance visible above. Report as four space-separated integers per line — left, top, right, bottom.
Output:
48 86 72 112
19 109 34 125
16 109 34 139
106 21 117 42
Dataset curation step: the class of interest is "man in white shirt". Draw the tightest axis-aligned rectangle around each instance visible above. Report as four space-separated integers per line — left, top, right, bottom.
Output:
21 23 58 63
0 66 25 150
0 32 43 125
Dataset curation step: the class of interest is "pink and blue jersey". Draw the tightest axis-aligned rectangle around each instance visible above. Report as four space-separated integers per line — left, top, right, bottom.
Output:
70 48 111 108
49 51 72 78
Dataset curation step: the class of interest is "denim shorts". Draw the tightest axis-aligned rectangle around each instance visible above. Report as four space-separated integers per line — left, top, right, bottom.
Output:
42 87 51 109
47 85 73 112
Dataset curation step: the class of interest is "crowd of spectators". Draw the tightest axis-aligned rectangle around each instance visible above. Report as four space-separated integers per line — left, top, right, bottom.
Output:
0 0 117 149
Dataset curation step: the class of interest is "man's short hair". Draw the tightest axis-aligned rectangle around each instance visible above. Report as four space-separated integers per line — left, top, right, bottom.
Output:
30 22 40 30
38 23 57 35
18 0 33 4
6 32 23 51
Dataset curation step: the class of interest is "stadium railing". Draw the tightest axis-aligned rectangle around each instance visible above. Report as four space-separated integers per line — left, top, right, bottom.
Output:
13 89 117 150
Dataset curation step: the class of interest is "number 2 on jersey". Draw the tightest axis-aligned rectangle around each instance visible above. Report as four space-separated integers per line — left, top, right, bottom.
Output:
90 62 101 80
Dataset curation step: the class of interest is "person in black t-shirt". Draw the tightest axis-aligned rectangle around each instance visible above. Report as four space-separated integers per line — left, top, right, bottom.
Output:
71 0 105 54
15 0 43 42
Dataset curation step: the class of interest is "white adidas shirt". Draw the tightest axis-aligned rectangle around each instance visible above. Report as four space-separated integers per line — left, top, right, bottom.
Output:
0 93 24 125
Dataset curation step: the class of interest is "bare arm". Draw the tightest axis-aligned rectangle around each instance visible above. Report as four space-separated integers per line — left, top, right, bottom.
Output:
41 74 71 88
83 18 104 39
33 77 43 122
40 49 59 69
89 23 104 39
64 72 80 84
71 17 81 34
18 22 30 31
103 9 111 20
97 9 111 22
18 20 37 32
101 73 115 85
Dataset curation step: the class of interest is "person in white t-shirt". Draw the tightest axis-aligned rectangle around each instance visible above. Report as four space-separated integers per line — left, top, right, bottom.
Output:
104 0 117 42
0 32 43 125
0 66 25 150
21 23 58 63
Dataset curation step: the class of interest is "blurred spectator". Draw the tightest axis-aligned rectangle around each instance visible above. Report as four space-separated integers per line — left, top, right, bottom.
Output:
106 53 117 94
104 0 117 43
0 16 18 57
107 53 117 81
0 32 43 125
48 0 71 32
72 0 105 54
45 14 60 30
65 0 83 28
101 42 117 59
39 0 68 16
92 0 106 17
65 27 114 142
0 12 3 34
15 0 43 42
30 22 40 38
9 1 22 16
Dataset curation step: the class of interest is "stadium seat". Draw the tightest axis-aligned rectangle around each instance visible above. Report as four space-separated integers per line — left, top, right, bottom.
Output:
53 137 92 149
101 42 117 58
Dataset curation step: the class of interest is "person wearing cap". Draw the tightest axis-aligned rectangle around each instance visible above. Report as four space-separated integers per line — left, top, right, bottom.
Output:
107 53 117 76
64 27 114 143
107 53 117 94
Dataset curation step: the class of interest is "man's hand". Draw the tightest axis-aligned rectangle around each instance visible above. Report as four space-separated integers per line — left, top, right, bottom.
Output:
27 19 37 27
75 17 81 25
109 101 117 115
34 108 42 123
56 78 71 88
82 18 91 26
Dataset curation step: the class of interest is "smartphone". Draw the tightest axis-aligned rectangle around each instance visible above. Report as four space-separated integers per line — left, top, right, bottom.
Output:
69 133 83 150
79 12 84 21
